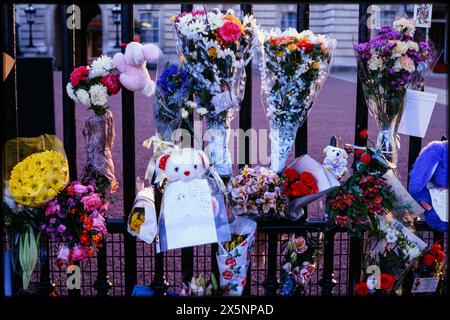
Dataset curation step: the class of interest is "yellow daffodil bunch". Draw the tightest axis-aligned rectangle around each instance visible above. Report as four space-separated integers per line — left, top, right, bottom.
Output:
9 150 69 208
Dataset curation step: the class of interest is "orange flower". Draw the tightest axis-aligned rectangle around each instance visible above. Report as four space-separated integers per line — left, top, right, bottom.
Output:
269 36 294 46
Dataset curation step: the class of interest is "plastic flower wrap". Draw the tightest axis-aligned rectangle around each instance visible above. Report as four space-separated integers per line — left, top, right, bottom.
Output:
41 179 109 267
356 214 427 296
259 28 336 173
279 234 322 296
172 8 258 176
353 17 440 165
227 166 287 218
67 55 121 192
3 134 68 289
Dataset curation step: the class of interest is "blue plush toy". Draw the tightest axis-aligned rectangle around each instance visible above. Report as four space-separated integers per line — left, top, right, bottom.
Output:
409 140 448 232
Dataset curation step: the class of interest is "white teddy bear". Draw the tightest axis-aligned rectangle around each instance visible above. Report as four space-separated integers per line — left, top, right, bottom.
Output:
322 145 348 180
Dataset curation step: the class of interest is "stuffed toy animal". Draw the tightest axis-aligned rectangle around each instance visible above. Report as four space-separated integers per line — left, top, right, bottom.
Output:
322 145 348 180
409 140 448 232
113 41 161 96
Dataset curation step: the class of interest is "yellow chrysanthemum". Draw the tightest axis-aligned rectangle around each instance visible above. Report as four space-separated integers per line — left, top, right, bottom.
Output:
276 51 285 57
9 150 69 208
311 61 320 69
287 43 297 51
208 47 218 58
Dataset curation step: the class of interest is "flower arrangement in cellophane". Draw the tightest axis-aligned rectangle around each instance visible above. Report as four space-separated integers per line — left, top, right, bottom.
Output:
259 28 336 172
66 55 121 116
353 17 440 165
172 8 258 176
281 168 318 198
41 179 109 267
227 166 287 217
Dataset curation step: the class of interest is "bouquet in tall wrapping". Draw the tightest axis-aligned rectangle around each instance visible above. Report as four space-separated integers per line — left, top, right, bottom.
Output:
172 8 258 176
354 18 439 166
260 28 335 173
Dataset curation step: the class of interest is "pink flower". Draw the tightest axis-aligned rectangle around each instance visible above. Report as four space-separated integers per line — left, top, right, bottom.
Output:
70 66 90 86
101 73 121 95
99 201 110 215
73 183 88 196
45 199 60 216
290 235 308 254
80 193 103 211
70 245 89 261
84 210 107 232
218 21 243 43
57 245 70 261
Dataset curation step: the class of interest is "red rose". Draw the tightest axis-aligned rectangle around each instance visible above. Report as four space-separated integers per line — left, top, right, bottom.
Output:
222 270 234 280
355 282 369 296
380 274 395 290
70 66 90 87
297 39 313 52
101 73 121 95
283 168 299 182
360 152 371 164
359 130 369 139
423 253 435 266
354 149 364 158
225 257 237 267
436 250 445 263
432 243 442 254
299 171 316 187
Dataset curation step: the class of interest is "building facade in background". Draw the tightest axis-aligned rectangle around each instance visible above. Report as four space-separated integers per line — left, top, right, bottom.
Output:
15 3 448 71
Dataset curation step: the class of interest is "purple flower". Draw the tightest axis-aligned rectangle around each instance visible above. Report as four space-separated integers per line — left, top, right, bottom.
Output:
45 199 60 216
50 217 56 224
57 224 67 233
354 43 371 60
40 224 47 231
67 198 76 207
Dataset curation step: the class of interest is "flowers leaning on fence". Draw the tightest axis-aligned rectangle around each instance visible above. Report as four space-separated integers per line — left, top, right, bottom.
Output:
227 166 287 218
172 8 258 176
259 28 336 173
67 55 121 193
354 17 439 165
279 234 322 296
41 179 109 267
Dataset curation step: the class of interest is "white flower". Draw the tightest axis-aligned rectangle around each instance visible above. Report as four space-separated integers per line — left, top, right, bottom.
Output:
366 276 378 290
186 100 197 109
181 108 189 118
90 55 114 78
393 18 415 36
207 10 224 30
196 107 208 116
368 55 383 71
187 19 207 39
177 13 193 27
405 244 421 261
243 14 257 28
391 40 409 58
89 84 108 106
282 28 299 38
385 230 398 244
66 83 78 102
406 40 419 51
76 88 91 106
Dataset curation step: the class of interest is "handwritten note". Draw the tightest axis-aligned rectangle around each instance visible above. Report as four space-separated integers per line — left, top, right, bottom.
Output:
398 89 438 138
411 277 440 293
162 179 218 250
427 184 448 223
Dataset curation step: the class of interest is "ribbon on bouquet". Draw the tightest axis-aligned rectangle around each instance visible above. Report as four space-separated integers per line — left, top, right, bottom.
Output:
142 135 176 186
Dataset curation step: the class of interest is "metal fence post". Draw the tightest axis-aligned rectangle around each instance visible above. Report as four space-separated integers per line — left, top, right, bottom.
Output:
263 232 279 295
121 3 137 296
318 230 337 296
348 3 370 296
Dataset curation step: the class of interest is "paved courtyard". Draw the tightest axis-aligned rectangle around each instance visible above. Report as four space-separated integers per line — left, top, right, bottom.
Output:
52 70 447 220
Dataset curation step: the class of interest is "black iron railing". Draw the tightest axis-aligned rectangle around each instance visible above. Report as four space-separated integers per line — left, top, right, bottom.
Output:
0 3 447 297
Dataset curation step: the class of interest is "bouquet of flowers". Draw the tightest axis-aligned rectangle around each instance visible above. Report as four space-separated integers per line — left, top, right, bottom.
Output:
66 55 121 192
281 168 318 198
3 135 69 290
326 132 396 238
227 166 287 217
172 8 258 176
279 234 322 296
259 28 336 172
41 179 109 267
179 274 220 296
354 17 439 165
356 215 427 296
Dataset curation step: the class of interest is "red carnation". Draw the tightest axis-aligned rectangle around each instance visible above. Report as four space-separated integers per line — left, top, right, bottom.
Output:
380 274 395 290
355 282 369 296
283 168 299 182
222 270 234 280
70 66 90 87
423 253 435 266
360 152 371 164
436 250 445 263
297 39 314 52
101 73 121 95
359 130 369 139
